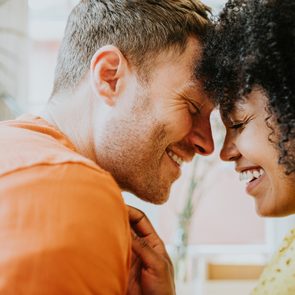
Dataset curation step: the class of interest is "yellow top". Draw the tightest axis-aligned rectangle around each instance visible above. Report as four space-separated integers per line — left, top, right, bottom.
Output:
252 228 295 295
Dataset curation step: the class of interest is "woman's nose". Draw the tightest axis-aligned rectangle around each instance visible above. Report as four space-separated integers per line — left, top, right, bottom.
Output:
220 134 240 161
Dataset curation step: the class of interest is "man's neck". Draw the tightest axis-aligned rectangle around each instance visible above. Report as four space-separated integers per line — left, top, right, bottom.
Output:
40 88 98 164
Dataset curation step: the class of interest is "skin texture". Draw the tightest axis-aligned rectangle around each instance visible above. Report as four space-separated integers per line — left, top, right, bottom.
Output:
220 88 295 217
92 38 214 204
44 37 214 205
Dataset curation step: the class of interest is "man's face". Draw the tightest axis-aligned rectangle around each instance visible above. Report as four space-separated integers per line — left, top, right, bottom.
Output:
96 38 214 204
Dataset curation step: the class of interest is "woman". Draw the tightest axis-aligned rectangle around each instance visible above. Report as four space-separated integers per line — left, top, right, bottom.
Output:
200 0 295 293
128 1 295 294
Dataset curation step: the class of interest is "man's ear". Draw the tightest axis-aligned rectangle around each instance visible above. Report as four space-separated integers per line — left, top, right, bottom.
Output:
90 45 128 106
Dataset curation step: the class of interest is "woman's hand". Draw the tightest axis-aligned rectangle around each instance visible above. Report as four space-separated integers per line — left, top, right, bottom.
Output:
127 206 175 295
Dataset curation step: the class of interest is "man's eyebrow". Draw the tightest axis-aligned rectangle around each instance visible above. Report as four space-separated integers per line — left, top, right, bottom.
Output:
179 92 204 109
187 79 215 106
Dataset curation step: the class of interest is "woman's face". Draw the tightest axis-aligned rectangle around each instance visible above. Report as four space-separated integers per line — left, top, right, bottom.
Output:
220 88 295 217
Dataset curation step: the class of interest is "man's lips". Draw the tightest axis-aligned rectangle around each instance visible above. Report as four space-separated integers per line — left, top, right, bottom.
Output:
166 149 183 166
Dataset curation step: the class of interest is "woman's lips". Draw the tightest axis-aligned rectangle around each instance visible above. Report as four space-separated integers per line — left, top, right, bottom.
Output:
246 172 266 196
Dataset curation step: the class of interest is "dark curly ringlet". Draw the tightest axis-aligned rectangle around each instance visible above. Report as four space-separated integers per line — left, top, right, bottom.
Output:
198 0 295 174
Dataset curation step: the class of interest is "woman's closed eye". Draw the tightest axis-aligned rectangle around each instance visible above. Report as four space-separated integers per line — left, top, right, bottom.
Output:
229 121 246 130
228 114 254 131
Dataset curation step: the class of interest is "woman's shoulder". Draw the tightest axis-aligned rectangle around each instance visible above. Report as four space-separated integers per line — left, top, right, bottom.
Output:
252 228 295 294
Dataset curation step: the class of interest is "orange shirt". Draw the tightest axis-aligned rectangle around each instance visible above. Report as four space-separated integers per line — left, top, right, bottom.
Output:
0 115 131 294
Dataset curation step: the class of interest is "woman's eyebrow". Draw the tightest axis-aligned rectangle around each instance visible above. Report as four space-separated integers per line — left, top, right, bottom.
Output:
232 101 247 114
221 103 246 122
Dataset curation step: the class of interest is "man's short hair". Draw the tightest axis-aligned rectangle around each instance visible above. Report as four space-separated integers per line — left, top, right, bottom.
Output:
52 0 211 95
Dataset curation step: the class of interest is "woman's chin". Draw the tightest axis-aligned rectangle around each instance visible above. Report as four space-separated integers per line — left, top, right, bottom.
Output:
255 202 293 218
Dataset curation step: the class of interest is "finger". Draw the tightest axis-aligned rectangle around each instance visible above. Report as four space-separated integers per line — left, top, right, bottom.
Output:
131 232 163 271
132 234 175 281
130 227 171 267
128 206 172 260
128 206 160 239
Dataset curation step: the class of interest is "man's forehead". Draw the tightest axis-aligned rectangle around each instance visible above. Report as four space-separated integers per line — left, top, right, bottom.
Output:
185 79 216 109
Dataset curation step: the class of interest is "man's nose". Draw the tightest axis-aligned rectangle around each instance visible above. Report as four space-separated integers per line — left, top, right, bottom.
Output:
188 118 214 156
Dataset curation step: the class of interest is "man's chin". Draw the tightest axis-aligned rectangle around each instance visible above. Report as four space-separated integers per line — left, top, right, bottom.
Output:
136 188 170 205
121 180 171 204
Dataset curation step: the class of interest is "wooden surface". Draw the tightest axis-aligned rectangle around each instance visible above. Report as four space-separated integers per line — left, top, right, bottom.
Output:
207 263 264 280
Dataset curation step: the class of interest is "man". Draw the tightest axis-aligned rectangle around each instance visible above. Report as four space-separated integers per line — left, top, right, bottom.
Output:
0 0 214 294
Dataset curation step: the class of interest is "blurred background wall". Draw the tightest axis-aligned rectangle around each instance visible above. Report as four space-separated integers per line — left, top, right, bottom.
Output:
0 0 27 119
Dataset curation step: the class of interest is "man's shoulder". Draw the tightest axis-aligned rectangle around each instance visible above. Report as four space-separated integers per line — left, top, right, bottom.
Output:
0 117 105 178
0 116 126 213
0 160 127 232
0 151 123 208
0 163 131 295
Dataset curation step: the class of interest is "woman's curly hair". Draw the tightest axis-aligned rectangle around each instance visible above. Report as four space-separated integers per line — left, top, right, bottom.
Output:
199 0 295 174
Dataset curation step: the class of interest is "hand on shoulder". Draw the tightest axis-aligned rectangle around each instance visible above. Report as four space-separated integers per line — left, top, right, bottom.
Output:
127 206 175 295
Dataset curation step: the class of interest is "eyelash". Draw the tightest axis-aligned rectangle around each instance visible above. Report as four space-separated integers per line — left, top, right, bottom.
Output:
229 121 247 131
188 102 200 115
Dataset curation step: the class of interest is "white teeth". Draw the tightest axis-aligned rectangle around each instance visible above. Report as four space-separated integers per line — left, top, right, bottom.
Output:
253 170 260 178
239 168 265 182
167 150 183 166
247 171 252 179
